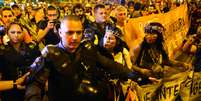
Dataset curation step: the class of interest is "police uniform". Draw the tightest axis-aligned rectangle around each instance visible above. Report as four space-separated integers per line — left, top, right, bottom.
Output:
25 41 132 101
84 19 121 45
0 42 41 101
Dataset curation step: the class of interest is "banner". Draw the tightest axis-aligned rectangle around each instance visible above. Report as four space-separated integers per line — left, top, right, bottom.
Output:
137 83 161 101
134 71 201 101
189 72 201 101
180 71 193 101
158 71 192 101
135 70 192 101
125 4 189 57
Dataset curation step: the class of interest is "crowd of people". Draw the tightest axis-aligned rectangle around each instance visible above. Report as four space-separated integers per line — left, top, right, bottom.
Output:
0 0 201 101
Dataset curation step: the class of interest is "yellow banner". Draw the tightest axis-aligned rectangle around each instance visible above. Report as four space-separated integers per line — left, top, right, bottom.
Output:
137 83 161 101
136 70 192 101
134 71 201 101
125 4 189 57
189 72 201 101
158 71 191 101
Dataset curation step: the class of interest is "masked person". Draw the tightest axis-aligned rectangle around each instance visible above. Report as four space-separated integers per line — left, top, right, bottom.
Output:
25 15 133 101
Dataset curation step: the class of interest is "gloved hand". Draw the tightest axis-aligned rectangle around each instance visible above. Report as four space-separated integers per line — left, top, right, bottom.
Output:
81 40 98 66
81 39 98 56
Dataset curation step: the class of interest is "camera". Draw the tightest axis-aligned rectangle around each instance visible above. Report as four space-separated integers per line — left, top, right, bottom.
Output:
49 19 60 24
50 19 60 30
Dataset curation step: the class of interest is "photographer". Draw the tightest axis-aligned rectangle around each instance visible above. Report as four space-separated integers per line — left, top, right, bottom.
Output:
36 5 60 46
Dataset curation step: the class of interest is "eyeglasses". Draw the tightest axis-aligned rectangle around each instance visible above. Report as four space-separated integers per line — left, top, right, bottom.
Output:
9 31 22 34
3 15 12 18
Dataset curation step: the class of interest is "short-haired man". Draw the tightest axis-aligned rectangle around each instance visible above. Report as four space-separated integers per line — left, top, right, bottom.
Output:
25 15 132 101
0 7 15 27
37 5 60 46
85 4 120 45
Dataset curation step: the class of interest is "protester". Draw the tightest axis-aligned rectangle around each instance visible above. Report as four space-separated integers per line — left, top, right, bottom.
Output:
72 3 90 29
185 27 201 72
130 22 190 85
0 7 15 27
98 28 133 100
127 1 135 18
114 5 128 41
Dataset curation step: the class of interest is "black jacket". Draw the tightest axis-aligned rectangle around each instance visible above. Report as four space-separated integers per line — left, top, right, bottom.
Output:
38 19 60 45
25 41 131 101
0 42 41 101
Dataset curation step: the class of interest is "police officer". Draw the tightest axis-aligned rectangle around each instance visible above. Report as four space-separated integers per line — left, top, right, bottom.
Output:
0 22 40 101
25 15 132 101
84 4 120 45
